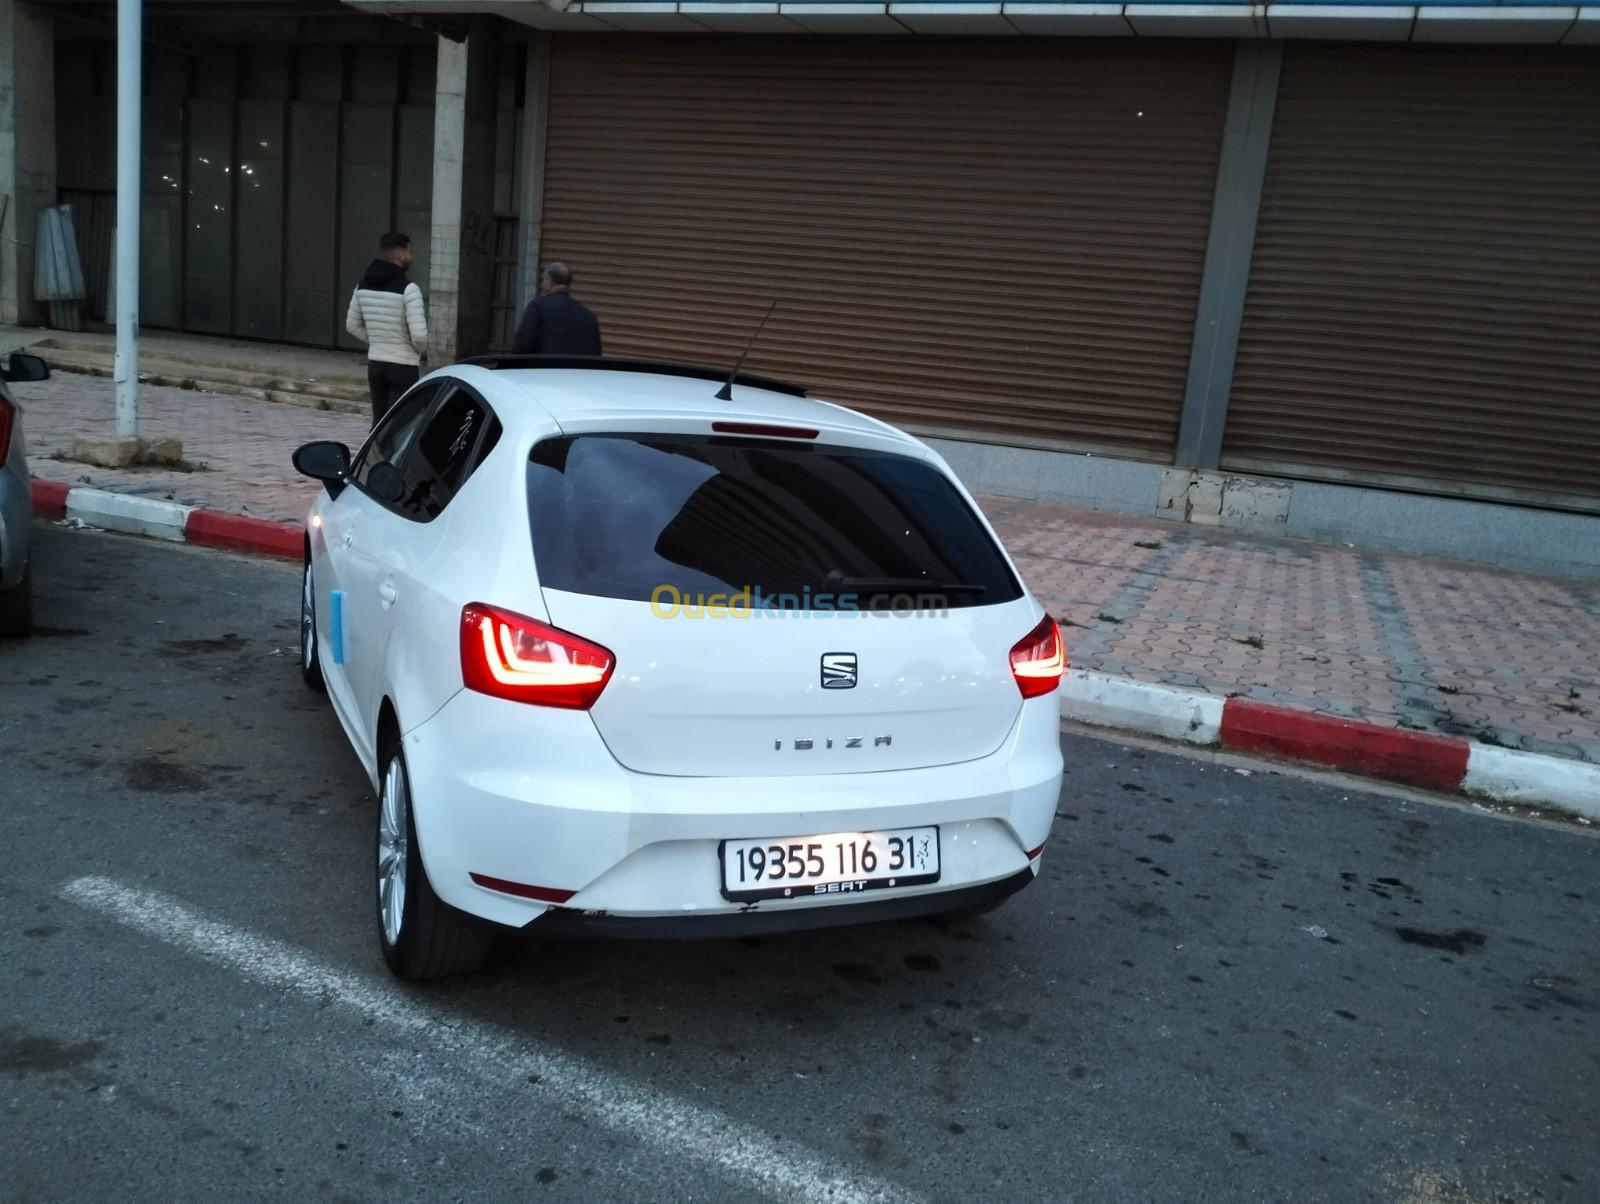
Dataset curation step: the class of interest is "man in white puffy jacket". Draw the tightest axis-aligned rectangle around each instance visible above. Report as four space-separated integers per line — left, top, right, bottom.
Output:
345 232 429 425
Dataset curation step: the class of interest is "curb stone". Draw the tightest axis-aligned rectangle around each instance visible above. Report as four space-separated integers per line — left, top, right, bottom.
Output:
1065 668 1599 822
27 478 1600 822
186 509 303 559
68 489 193 542
32 479 301 562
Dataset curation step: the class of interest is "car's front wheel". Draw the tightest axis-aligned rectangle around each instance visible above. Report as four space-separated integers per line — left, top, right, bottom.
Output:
300 556 324 690
376 732 496 981
0 559 33 638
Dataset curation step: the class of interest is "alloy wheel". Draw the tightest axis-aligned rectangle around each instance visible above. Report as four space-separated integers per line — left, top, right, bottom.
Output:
378 756 409 946
300 563 315 671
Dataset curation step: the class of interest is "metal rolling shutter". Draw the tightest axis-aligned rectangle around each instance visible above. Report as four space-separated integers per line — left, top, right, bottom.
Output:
1225 45 1600 510
539 36 1230 460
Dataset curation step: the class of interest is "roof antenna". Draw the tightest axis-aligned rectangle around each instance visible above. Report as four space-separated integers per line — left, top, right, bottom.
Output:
715 301 779 401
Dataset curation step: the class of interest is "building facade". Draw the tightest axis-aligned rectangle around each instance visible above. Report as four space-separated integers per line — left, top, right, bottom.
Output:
2 0 1597 567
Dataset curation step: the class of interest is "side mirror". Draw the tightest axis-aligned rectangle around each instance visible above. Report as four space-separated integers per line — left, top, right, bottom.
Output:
292 440 351 485
367 461 406 505
1 353 49 383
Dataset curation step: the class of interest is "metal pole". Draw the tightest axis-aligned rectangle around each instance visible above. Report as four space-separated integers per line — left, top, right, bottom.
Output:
114 0 141 440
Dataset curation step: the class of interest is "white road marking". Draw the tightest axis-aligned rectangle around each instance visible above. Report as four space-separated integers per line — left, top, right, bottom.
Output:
62 875 922 1204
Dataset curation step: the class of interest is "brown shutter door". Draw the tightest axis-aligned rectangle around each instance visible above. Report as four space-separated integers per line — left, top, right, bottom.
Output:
539 36 1230 461
1225 45 1600 511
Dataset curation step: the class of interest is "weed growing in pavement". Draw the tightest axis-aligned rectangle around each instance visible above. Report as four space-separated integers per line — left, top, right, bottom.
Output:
1234 635 1265 649
1134 539 1163 550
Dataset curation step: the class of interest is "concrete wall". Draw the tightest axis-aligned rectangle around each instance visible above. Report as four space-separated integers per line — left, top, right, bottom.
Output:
927 436 1169 516
925 436 1600 580
0 0 55 327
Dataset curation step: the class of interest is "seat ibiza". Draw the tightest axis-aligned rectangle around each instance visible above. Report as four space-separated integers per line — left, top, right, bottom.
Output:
294 358 1064 980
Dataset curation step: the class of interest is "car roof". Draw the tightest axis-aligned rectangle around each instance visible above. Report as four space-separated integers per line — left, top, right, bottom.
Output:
446 362 921 451
460 354 808 397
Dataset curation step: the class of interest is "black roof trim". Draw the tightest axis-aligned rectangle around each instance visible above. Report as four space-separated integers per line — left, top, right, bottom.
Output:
457 355 809 399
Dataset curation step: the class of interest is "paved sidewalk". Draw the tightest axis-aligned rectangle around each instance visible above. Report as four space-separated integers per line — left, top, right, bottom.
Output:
20 373 1600 766
23 373 357 523
18 327 368 381
5 324 370 410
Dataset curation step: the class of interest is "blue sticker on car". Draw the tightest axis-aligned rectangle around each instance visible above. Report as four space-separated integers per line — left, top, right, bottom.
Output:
330 589 346 665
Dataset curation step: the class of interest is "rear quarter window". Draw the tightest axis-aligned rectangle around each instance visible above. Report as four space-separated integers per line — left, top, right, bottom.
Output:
526 433 1022 610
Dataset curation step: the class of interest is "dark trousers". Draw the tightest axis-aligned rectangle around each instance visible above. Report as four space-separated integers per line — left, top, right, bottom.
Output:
368 362 420 427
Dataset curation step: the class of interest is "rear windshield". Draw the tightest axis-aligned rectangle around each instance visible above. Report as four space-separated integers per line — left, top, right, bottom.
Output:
527 434 1022 611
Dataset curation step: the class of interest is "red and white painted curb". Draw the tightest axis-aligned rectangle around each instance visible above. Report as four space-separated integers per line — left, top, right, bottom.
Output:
1061 669 1599 822
30 479 301 561
30 479 1600 822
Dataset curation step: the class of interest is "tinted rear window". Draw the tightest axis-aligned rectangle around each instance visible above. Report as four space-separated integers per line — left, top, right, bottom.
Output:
526 434 1022 609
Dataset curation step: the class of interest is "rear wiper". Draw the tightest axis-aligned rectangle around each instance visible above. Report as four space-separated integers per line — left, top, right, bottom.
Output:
823 572 988 595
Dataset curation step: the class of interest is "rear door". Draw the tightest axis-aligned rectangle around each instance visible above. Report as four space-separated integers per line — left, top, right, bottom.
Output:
529 432 1041 778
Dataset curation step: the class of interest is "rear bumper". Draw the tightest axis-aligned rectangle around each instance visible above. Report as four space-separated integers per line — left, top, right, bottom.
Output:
529 868 1034 939
402 688 1064 930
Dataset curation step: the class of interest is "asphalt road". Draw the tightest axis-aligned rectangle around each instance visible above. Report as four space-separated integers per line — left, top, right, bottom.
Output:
2 523 1597 1204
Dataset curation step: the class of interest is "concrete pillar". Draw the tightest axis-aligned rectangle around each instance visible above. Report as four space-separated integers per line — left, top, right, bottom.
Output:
426 17 497 365
1172 40 1283 472
514 33 550 322
0 0 57 328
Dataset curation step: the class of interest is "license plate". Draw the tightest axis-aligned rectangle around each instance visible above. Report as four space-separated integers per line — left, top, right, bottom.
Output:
720 826 940 902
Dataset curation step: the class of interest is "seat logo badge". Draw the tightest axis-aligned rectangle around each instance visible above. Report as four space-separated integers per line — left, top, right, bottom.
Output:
821 652 857 689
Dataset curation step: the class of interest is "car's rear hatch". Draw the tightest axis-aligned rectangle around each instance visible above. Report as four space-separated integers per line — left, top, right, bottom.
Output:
528 429 1038 779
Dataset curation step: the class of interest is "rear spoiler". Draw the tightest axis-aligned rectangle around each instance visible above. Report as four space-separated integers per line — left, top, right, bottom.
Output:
457 355 809 399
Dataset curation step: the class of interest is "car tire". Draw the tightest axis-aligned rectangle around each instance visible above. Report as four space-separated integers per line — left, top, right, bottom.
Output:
0 559 33 639
300 556 324 691
376 729 496 981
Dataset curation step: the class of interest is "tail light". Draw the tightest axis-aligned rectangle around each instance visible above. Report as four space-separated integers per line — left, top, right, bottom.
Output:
460 603 614 710
0 396 14 463
1010 615 1065 699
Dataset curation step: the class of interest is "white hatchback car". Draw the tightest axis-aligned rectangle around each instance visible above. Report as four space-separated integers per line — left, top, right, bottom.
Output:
294 358 1064 980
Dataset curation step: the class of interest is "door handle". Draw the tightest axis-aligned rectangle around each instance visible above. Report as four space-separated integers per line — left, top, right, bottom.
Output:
341 530 355 548
379 580 398 608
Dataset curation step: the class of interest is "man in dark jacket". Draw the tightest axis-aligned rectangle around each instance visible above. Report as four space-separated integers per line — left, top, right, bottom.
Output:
512 262 602 356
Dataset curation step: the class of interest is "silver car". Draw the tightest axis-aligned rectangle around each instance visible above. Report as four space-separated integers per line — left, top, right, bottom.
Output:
1 351 50 638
